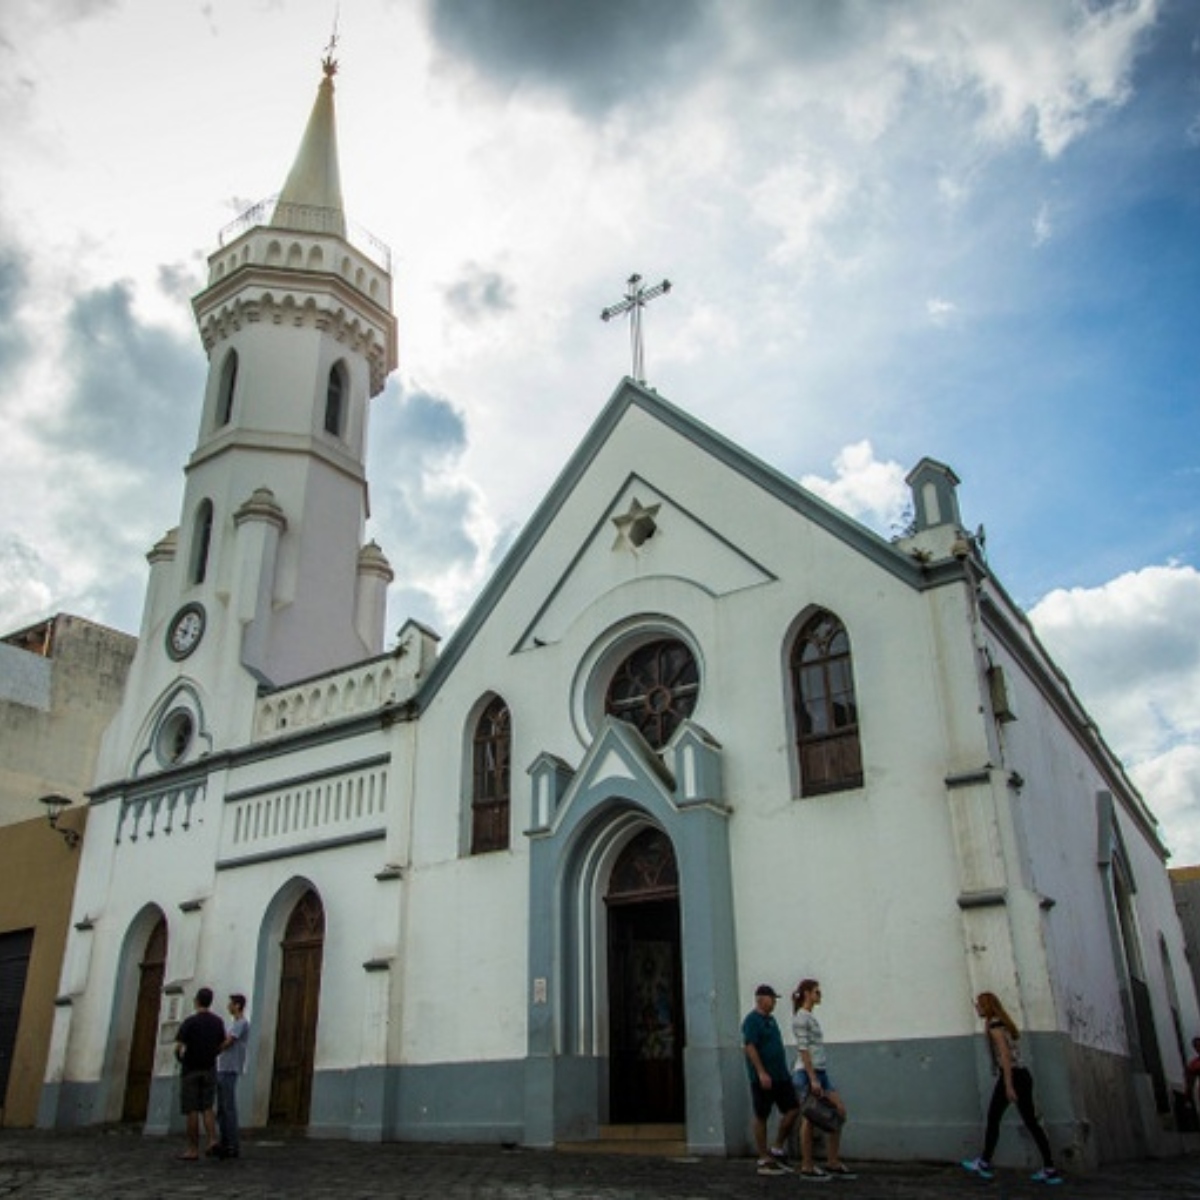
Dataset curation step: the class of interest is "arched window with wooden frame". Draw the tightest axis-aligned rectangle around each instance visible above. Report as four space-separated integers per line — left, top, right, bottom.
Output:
471 696 511 854
324 361 347 436
790 609 863 795
216 350 238 426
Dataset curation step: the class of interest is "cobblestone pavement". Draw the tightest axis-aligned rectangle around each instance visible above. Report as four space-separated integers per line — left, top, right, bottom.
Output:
1 1130 1199 1200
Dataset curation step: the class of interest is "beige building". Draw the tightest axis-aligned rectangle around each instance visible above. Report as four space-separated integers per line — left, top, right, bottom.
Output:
0 613 135 1125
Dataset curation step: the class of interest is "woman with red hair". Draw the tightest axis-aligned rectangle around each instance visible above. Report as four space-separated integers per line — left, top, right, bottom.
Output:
962 992 1062 1186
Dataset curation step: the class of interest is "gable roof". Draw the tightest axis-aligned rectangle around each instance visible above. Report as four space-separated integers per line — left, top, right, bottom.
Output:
413 377 935 709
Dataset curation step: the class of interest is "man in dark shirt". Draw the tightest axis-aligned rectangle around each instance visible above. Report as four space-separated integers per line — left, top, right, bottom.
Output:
742 983 800 1175
174 986 226 1160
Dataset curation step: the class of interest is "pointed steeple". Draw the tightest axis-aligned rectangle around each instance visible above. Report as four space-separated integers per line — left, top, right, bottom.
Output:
273 53 346 238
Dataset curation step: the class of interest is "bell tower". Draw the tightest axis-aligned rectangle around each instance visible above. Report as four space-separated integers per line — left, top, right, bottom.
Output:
96 54 397 782
183 51 397 688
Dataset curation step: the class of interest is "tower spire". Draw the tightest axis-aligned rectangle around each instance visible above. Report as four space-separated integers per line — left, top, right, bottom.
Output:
273 46 346 237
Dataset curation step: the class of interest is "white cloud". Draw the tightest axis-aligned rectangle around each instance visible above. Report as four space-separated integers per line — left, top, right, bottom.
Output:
800 441 910 536
926 297 958 326
1032 202 1053 246
1030 563 1200 861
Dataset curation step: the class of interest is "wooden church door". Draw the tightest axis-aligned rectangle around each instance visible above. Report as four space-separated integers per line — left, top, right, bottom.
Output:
606 828 685 1123
121 916 167 1122
269 889 325 1126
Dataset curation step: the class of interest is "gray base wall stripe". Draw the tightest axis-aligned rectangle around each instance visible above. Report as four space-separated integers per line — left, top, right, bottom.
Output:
42 1036 1163 1166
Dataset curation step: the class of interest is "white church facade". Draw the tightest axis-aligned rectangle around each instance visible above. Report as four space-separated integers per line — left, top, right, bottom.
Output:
38 61 1198 1168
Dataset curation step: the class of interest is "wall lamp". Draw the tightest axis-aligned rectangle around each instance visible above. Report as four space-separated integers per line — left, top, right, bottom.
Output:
38 793 82 850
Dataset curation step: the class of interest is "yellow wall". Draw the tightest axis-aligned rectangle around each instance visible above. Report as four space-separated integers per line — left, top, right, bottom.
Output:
0 806 85 1126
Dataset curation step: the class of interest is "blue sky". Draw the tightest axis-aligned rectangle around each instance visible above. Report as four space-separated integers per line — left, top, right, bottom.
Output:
0 0 1197 859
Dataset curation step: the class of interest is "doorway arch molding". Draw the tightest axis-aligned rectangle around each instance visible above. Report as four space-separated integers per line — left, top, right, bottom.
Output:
525 716 740 1153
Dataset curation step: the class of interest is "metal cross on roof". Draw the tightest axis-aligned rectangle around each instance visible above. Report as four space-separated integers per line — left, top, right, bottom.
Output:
601 273 672 385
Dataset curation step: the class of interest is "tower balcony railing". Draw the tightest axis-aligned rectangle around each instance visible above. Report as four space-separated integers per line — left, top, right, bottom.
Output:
218 194 392 273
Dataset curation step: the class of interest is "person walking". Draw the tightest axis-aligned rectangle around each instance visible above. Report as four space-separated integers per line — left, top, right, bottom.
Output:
173 986 226 1161
741 984 800 1175
961 991 1062 1185
791 978 854 1181
216 993 250 1159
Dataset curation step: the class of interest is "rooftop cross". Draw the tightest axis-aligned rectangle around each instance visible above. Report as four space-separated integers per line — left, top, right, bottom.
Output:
322 8 340 77
601 273 672 385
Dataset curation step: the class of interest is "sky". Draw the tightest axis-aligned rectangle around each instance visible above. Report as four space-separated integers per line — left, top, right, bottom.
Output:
1 1 1198 860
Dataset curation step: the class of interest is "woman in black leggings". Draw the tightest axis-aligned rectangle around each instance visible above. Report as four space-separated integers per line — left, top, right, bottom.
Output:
961 991 1062 1186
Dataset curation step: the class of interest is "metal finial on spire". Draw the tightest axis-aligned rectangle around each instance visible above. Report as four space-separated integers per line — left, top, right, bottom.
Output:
601 273 672 384
322 6 340 77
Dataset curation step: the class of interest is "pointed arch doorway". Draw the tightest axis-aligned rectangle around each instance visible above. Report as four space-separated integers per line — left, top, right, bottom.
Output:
269 888 324 1126
121 915 167 1123
606 827 685 1123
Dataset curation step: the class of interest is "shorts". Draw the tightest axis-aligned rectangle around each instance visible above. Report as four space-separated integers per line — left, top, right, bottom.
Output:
750 1076 799 1120
792 1067 834 1098
180 1068 216 1114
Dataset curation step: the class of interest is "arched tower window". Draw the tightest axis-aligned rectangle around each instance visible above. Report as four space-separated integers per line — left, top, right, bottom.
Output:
190 500 214 586
324 362 347 436
471 697 511 854
216 350 238 426
790 609 863 795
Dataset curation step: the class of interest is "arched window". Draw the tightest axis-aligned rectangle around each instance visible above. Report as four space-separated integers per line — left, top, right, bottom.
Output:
790 610 863 795
190 500 214 585
471 697 511 854
324 362 347 436
216 350 238 426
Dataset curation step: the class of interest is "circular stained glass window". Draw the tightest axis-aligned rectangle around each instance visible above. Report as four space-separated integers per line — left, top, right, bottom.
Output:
605 638 699 749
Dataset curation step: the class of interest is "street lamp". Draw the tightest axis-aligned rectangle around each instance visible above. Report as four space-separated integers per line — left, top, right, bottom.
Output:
38 793 82 850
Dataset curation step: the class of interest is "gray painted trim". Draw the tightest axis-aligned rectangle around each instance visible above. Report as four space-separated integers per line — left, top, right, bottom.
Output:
223 753 391 803
216 827 384 870
45 1036 1150 1167
958 888 1008 909
526 714 740 1153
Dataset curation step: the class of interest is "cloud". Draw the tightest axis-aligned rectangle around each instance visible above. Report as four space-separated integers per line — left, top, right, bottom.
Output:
47 281 204 464
1133 744 1200 865
0 236 29 374
426 0 718 115
800 440 910 536
1029 563 1200 859
0 536 55 627
444 263 516 324
368 382 496 632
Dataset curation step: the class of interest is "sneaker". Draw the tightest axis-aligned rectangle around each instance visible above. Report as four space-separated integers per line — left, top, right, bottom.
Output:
826 1163 857 1179
757 1158 787 1176
798 1166 832 1182
1031 1168 1063 1185
768 1148 794 1172
961 1157 994 1180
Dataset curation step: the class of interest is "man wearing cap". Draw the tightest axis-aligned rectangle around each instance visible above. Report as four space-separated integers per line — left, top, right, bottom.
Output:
742 983 800 1176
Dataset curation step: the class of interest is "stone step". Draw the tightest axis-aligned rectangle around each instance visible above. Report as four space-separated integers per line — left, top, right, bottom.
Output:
557 1124 688 1157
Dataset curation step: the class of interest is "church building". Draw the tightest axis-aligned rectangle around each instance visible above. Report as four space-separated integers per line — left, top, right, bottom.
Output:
38 57 1198 1168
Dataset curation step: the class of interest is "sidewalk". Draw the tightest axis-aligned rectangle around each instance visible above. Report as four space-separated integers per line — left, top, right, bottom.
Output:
2 1129 1200 1199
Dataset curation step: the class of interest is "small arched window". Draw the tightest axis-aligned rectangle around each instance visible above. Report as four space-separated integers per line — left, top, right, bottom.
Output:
471 697 511 854
790 610 863 795
324 362 347 436
190 500 214 586
216 350 238 426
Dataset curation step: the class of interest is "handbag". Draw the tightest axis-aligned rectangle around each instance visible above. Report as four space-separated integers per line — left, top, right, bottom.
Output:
800 1090 844 1133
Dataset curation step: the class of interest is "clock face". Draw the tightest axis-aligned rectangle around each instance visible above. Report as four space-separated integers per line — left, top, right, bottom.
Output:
166 604 206 660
